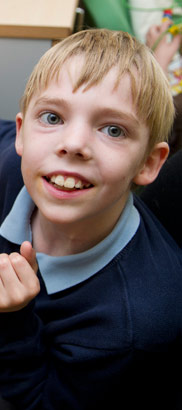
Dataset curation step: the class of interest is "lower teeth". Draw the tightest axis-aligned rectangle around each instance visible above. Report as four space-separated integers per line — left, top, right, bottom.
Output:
54 183 77 190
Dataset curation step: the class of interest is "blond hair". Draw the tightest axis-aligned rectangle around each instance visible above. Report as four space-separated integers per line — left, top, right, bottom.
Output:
20 28 174 152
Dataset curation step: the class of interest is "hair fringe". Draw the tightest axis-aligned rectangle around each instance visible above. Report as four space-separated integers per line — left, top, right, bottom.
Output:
20 28 175 151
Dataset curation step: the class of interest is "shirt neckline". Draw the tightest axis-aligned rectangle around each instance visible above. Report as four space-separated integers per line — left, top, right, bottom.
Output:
0 187 140 294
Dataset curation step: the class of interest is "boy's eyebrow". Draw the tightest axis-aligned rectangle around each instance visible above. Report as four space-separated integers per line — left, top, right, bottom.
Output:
34 97 70 110
95 107 140 125
33 97 140 125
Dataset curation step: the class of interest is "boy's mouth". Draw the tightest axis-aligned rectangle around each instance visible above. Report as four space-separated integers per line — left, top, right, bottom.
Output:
44 174 93 191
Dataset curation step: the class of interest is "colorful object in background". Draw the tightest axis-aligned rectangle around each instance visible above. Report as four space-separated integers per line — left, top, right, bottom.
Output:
162 8 173 22
165 8 182 96
162 8 182 35
150 7 182 97
168 61 182 96
169 23 182 34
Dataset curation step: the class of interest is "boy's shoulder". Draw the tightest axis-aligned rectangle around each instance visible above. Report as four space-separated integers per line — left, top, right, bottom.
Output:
133 193 181 256
0 119 16 145
122 193 182 275
122 194 182 296
0 119 23 224
140 151 182 247
117 195 182 343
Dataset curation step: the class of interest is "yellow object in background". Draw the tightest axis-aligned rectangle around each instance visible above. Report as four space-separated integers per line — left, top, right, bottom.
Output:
169 23 182 34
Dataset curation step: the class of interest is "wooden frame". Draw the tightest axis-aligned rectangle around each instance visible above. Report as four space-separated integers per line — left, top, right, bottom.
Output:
0 0 79 39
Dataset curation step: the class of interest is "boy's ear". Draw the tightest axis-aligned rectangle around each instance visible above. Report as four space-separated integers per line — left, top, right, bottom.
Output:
15 113 24 157
133 142 169 186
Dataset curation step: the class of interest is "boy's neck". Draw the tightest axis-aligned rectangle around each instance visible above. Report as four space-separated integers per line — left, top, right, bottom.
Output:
31 205 125 257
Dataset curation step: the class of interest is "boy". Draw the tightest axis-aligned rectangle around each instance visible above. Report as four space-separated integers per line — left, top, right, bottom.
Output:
0 29 182 410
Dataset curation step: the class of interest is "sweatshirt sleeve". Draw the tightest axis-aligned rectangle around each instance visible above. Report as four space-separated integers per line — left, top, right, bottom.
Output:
0 119 23 224
0 300 47 409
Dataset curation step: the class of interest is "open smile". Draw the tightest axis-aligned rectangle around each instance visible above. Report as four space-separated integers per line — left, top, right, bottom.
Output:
44 174 94 192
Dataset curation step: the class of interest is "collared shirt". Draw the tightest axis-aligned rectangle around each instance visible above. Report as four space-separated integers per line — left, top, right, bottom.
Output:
0 187 140 294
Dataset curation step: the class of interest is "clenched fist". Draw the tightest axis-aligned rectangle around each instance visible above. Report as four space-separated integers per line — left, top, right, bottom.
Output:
0 241 40 312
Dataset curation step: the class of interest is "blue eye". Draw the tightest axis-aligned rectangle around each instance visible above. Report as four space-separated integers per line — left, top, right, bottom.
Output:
40 112 62 125
101 125 125 138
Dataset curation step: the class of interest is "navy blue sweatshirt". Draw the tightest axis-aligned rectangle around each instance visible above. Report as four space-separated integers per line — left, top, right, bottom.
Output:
140 149 182 248
0 119 182 410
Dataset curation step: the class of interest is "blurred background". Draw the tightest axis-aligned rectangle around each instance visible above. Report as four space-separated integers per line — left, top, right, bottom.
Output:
0 0 182 120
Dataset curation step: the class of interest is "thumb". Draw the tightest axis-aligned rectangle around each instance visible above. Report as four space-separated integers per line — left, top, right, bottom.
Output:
20 241 38 273
161 20 172 32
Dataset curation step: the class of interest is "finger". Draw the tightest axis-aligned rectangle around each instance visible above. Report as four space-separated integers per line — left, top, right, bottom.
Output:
0 256 24 311
146 25 161 47
20 241 38 273
0 253 21 288
9 252 40 294
0 253 40 312
161 20 173 32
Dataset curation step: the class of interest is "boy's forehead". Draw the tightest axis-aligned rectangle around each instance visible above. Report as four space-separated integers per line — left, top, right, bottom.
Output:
30 65 135 109
26 52 143 111
28 59 144 125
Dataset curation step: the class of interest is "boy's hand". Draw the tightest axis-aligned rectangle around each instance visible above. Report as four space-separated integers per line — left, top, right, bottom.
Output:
0 241 40 312
146 21 181 73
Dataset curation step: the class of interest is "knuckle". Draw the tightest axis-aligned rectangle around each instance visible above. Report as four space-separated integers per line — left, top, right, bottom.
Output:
0 254 10 270
9 252 24 267
12 278 40 303
0 280 40 312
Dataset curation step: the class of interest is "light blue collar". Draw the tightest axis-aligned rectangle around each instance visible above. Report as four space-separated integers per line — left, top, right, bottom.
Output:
0 187 140 294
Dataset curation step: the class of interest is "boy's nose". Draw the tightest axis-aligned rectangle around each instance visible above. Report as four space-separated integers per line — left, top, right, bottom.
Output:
56 125 92 160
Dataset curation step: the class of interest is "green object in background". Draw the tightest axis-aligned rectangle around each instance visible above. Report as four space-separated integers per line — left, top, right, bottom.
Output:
82 0 134 35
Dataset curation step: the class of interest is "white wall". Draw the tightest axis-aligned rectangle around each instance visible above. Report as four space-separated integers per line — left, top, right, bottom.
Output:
129 0 172 42
0 38 51 121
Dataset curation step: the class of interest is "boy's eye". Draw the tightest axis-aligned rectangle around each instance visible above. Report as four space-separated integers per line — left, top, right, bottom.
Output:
40 112 62 125
101 125 125 138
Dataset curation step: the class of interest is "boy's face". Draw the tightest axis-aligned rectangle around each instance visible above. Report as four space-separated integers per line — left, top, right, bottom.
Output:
16 58 152 231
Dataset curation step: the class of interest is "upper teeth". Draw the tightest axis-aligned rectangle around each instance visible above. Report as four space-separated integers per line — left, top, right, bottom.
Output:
50 175 90 189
